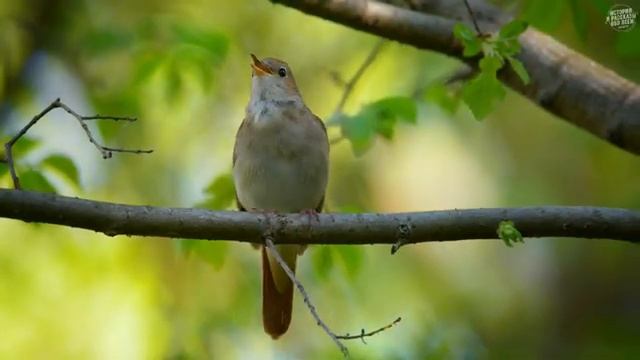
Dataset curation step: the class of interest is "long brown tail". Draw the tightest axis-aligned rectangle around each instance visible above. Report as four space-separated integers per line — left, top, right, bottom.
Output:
261 246 295 339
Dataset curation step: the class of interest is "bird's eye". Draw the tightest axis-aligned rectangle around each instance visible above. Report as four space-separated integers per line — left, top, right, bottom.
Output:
278 67 287 77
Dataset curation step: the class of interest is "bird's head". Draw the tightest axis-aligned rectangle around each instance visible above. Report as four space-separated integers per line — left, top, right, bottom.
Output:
250 54 302 102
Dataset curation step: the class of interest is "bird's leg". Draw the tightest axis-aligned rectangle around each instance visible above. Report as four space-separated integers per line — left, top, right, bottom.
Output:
299 208 320 226
297 208 320 255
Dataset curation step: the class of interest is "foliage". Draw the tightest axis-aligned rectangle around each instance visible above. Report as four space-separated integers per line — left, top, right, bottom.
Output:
334 96 417 156
0 136 80 192
424 84 461 115
453 20 530 120
41 154 80 187
497 220 524 247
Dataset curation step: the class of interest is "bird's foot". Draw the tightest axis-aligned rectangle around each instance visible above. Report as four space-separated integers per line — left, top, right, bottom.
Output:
300 208 320 222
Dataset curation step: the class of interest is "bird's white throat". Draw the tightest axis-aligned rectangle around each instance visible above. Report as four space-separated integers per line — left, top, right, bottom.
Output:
247 97 304 125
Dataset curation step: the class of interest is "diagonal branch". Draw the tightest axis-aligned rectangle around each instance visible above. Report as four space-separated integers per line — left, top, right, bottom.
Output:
264 236 350 357
462 0 483 35
265 235 401 356
1 189 639 245
332 39 387 116
270 0 640 155
3 98 153 189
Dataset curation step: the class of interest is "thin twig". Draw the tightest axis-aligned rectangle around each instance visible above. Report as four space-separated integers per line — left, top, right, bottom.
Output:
332 39 386 116
463 0 483 35
336 317 402 343
264 236 350 357
81 115 137 121
3 98 153 189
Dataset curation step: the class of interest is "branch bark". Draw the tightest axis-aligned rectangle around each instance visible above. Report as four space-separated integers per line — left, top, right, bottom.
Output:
1 189 638 244
270 0 640 155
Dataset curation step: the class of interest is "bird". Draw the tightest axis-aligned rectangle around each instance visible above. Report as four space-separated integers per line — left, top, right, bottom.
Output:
233 54 329 339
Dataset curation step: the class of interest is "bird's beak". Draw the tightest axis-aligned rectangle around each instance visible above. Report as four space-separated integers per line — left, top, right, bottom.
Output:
250 54 272 77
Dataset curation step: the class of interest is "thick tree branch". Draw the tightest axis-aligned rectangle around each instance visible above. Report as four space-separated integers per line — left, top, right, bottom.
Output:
1 189 638 244
270 0 640 155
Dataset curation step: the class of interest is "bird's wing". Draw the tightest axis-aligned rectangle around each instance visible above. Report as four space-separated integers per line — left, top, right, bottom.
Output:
312 113 327 135
233 117 250 211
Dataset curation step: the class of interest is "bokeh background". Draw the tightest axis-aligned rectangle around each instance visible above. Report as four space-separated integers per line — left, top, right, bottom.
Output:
1 0 639 358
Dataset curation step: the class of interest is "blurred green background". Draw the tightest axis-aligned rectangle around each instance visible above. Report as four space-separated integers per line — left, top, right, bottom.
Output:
1 0 639 358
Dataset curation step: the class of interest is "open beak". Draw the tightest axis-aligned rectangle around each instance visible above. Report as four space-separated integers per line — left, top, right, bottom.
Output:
250 54 272 76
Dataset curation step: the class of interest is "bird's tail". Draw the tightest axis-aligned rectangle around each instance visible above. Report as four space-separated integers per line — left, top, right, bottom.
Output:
262 244 298 339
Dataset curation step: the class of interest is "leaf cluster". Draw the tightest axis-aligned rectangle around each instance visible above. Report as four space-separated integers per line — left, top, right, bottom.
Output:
333 96 417 156
453 20 530 120
0 137 81 193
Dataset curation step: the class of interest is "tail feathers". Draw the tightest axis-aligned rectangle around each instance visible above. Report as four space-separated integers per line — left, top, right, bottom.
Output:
262 247 295 339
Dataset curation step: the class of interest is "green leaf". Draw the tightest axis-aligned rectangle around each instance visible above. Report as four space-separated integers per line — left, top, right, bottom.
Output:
615 30 640 58
479 55 504 73
424 85 460 114
589 0 611 15
370 96 418 124
334 245 363 279
340 96 417 156
41 154 80 187
2 136 40 158
82 29 133 55
462 70 506 121
312 246 333 280
200 173 235 210
20 169 56 193
173 45 217 90
522 0 565 32
568 0 588 41
463 41 482 57
495 37 521 57
171 23 228 62
453 23 477 42
453 23 482 57
133 54 165 85
176 239 229 270
166 59 183 102
507 57 530 85
340 112 376 156
499 20 529 39
497 220 524 247
0 162 7 178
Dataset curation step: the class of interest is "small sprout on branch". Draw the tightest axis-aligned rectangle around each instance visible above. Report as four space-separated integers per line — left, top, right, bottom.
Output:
391 222 412 254
497 220 524 247
334 96 417 156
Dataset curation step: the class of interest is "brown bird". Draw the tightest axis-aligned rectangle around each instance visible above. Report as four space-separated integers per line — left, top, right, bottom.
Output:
233 54 329 339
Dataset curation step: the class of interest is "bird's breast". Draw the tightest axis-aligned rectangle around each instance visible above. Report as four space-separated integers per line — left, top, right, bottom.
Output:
234 105 328 212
